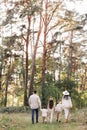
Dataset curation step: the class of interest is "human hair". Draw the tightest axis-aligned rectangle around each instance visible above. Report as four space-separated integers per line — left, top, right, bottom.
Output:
58 99 62 103
49 99 54 109
42 104 47 109
34 90 37 93
63 95 69 100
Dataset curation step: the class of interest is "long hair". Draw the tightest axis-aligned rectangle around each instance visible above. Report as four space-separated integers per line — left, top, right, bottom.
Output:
49 99 54 109
63 95 69 100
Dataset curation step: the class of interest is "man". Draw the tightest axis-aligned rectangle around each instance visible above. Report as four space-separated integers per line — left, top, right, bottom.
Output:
28 90 41 124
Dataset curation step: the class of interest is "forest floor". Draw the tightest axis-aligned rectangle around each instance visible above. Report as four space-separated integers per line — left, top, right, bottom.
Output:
0 109 87 130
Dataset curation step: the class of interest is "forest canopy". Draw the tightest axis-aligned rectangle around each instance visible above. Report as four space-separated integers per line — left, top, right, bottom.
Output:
0 0 87 108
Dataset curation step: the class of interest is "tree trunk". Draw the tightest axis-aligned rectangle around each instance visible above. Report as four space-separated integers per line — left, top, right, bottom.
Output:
24 16 31 106
28 1 43 97
4 78 9 107
42 0 48 106
68 30 73 79
4 64 11 107
0 72 2 91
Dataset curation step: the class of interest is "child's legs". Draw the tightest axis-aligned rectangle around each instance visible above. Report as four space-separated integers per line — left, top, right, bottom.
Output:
42 117 45 123
57 112 59 121
58 112 62 121
42 116 47 123
44 117 47 122
57 112 62 121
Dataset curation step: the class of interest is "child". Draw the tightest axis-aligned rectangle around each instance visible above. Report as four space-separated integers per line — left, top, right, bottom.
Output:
40 105 48 123
55 100 63 122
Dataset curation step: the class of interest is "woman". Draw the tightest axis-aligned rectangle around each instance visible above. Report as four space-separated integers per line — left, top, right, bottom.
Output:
48 98 54 123
62 90 72 123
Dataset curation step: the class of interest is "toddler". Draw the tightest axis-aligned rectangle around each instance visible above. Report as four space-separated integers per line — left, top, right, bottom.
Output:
40 105 48 123
55 100 63 122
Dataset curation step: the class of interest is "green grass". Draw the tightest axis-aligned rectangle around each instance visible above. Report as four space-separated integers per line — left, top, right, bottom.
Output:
0 110 87 130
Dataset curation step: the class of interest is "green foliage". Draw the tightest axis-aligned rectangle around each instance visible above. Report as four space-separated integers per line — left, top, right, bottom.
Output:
54 78 87 109
55 78 78 92
13 87 24 97
54 78 83 108
2 9 14 26
41 75 84 109
76 91 87 109
2 36 17 47
0 106 30 113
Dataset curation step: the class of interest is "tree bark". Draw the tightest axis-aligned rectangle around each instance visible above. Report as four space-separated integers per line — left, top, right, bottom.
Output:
68 30 73 79
42 0 48 106
28 1 43 97
23 16 31 106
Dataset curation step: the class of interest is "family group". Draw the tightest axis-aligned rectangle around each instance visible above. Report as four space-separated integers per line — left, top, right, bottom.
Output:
28 90 72 124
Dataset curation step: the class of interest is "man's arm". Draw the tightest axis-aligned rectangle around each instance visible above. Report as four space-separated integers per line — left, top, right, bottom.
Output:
38 96 41 109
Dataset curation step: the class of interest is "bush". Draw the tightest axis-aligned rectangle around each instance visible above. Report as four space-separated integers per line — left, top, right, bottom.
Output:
0 106 30 113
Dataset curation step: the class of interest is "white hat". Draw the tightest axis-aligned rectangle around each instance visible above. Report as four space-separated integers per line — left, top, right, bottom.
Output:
63 90 69 95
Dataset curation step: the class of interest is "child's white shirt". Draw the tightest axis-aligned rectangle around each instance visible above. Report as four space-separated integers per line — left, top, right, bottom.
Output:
55 103 63 112
41 108 48 117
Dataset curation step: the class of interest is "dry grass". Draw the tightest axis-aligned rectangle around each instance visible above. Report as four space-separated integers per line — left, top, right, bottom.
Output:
0 109 87 130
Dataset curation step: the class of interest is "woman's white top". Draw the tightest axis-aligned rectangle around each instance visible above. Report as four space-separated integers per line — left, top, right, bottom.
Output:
62 97 72 109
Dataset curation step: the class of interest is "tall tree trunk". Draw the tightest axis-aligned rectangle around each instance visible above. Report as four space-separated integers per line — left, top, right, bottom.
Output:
24 16 31 106
42 0 48 106
68 30 73 79
4 63 12 106
4 77 9 106
28 1 43 97
82 67 87 90
58 41 62 81
0 71 2 91
21 55 26 105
